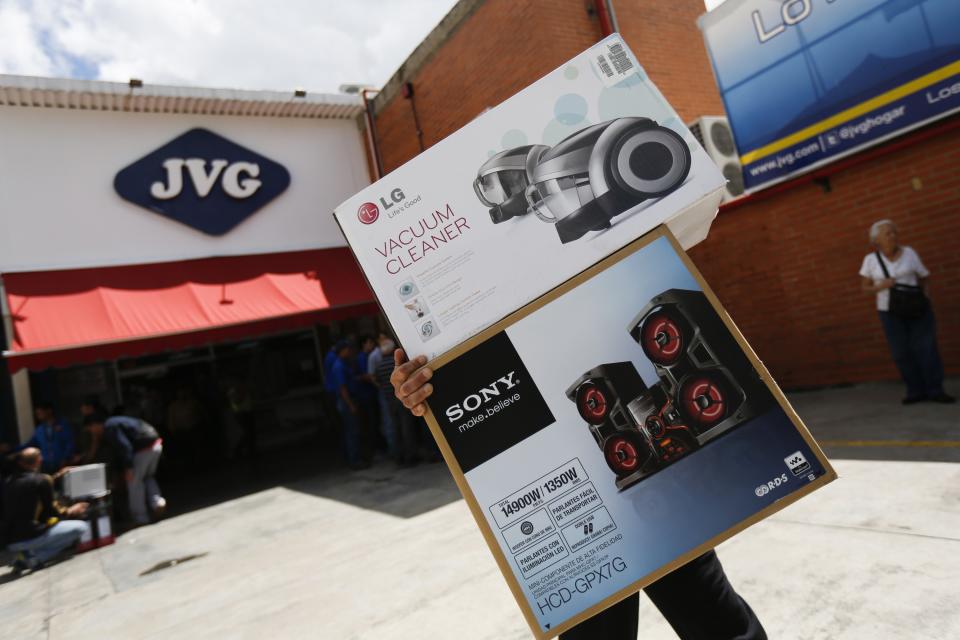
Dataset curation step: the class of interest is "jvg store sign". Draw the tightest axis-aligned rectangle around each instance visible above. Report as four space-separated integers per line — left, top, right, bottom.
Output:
114 128 291 235
699 0 960 190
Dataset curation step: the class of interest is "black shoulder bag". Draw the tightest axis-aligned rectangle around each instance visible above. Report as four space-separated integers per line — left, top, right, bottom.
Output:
875 251 928 319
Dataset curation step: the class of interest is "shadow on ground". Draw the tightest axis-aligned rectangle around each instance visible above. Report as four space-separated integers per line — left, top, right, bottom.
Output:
281 460 462 518
787 378 959 463
110 378 960 526
157 434 461 522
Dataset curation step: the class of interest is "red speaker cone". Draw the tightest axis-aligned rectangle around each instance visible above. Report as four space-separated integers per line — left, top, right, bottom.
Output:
576 382 610 425
640 311 685 365
679 373 728 428
603 432 645 476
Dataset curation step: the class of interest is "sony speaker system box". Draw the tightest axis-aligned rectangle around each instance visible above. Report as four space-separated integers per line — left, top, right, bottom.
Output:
420 228 835 639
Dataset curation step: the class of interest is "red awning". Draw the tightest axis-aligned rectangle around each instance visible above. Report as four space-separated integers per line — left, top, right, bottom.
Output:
3 248 377 372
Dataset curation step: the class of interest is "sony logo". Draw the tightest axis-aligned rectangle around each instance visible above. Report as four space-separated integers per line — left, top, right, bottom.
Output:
150 158 262 200
752 0 836 45
445 371 519 422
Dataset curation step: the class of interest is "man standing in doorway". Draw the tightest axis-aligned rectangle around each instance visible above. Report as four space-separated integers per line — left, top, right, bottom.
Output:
331 341 367 470
367 333 399 460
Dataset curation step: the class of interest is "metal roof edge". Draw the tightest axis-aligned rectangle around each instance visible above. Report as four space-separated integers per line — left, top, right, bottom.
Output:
0 74 364 119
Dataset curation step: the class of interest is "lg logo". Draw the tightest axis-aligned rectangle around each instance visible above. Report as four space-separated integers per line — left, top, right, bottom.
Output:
357 188 405 224
358 202 380 224
150 159 262 200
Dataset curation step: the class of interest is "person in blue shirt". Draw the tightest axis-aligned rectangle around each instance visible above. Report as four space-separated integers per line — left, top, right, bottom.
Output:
323 345 340 395
331 341 367 470
354 335 382 454
322 343 345 433
21 402 75 475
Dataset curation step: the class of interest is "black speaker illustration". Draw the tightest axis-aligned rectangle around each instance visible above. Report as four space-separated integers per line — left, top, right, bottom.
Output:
473 117 691 243
473 144 548 224
565 362 658 479
628 289 774 444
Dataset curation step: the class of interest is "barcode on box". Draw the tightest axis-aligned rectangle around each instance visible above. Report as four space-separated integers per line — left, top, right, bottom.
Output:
590 37 637 88
597 54 614 78
607 42 633 75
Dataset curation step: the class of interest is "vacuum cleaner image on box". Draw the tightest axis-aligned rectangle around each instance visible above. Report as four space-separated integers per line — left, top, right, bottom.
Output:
473 117 691 243
567 289 775 490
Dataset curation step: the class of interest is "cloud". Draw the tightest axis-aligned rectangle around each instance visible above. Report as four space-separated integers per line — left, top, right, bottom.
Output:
0 0 460 93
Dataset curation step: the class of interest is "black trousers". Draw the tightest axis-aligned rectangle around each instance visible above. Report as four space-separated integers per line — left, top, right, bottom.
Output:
560 551 766 640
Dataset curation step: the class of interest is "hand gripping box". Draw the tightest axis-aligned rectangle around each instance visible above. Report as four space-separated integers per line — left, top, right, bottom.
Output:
334 34 726 361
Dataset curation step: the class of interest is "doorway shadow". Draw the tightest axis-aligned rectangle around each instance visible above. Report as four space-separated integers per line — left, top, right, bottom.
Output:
156 434 462 522
281 459 462 519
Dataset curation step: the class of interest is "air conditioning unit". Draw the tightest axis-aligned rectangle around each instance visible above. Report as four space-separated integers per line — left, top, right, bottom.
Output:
688 116 744 202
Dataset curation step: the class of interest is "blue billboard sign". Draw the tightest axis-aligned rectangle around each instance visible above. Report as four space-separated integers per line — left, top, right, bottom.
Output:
699 0 960 190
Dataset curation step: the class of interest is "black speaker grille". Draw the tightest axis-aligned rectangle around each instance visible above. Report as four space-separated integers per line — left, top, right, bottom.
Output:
722 162 745 196
710 121 736 157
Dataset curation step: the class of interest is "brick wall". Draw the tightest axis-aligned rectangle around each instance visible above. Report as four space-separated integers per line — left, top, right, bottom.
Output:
689 124 960 388
375 0 604 174
614 0 724 123
368 0 960 388
374 0 721 174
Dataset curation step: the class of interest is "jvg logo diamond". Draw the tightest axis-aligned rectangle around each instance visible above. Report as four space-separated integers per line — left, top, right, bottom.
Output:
114 128 291 236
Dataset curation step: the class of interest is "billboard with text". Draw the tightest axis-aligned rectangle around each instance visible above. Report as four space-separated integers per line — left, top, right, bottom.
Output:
699 0 960 190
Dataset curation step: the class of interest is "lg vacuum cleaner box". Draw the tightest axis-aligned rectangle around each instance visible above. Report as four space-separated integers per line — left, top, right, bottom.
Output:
422 227 836 639
334 34 725 361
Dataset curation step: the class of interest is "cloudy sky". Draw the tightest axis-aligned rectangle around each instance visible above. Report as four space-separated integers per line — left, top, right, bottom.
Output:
0 0 723 94
0 0 463 93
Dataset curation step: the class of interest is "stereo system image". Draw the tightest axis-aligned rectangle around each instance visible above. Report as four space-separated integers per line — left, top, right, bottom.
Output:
567 289 775 490
473 117 692 244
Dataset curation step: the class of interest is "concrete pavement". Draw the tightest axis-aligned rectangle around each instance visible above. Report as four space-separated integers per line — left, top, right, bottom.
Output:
1 379 957 639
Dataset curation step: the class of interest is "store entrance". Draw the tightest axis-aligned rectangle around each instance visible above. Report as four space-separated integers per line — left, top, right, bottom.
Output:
26 319 382 521
114 331 341 514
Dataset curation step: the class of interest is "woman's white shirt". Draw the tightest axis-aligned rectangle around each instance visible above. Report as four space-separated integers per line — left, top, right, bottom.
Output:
859 246 929 311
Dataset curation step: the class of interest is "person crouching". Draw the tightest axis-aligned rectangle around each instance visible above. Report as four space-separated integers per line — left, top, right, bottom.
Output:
84 414 166 526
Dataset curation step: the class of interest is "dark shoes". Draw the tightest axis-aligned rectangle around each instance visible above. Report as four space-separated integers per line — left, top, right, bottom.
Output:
11 552 40 575
903 393 956 405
